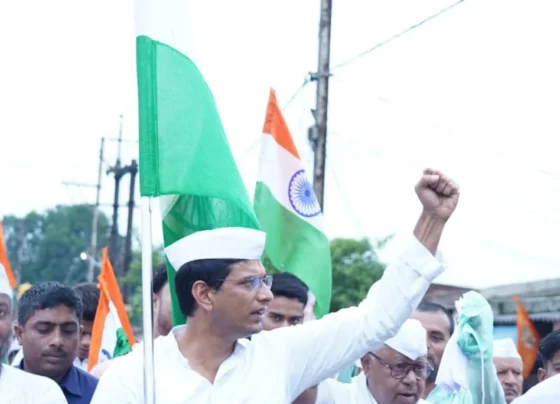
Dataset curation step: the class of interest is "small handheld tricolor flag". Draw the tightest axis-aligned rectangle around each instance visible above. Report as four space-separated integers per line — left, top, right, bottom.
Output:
254 89 332 317
87 248 135 371
0 220 16 290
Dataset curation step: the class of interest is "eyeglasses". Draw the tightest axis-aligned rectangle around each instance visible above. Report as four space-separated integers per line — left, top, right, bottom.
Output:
370 353 433 380
220 275 273 291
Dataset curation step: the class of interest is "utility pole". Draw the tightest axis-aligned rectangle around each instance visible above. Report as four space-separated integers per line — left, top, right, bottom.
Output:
107 115 124 272
87 137 105 282
121 159 138 301
106 115 138 301
310 0 333 210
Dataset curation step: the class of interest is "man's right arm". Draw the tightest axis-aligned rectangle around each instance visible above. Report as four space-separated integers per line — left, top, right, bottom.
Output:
257 169 459 398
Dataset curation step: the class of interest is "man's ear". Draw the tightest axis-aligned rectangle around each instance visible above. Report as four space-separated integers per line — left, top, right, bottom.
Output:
537 367 546 382
191 280 214 312
13 323 24 345
361 354 372 373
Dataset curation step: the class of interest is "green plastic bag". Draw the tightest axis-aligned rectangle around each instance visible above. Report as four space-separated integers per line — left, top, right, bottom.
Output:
427 291 506 404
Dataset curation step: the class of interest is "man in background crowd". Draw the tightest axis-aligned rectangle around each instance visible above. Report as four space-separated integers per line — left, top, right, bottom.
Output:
537 328 560 382
410 301 453 398
72 282 100 370
14 282 98 403
0 265 67 403
493 338 523 403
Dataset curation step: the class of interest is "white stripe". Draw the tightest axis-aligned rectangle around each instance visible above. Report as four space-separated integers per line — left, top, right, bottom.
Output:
135 0 201 65
257 134 325 233
160 195 179 219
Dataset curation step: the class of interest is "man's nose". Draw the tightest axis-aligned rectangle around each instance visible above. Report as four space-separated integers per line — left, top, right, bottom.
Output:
257 284 274 303
81 333 91 345
401 368 417 385
504 371 516 385
50 328 64 348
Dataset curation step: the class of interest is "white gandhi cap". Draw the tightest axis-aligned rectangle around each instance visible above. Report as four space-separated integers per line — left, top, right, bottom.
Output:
493 338 522 360
0 263 12 298
165 227 266 271
385 319 428 360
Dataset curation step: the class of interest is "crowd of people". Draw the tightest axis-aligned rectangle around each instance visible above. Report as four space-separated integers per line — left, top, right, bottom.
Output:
0 169 558 403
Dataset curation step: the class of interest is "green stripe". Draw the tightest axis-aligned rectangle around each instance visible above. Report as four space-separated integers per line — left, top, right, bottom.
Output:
254 182 332 317
136 35 261 325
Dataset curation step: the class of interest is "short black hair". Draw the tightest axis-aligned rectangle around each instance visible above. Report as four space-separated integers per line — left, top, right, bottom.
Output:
416 301 455 336
271 272 309 306
175 259 246 317
539 329 560 366
18 281 83 326
72 282 100 322
152 263 168 295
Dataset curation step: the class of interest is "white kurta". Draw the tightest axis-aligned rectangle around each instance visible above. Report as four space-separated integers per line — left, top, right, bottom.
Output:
316 373 432 403
0 364 68 403
91 237 444 404
511 374 560 404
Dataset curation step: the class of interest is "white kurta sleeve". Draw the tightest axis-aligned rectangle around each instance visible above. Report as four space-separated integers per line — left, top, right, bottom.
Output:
42 383 69 404
90 355 143 404
257 235 445 398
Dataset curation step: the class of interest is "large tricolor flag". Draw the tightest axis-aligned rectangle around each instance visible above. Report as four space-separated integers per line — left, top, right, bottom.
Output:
0 220 17 290
136 0 260 326
254 89 332 317
87 248 135 371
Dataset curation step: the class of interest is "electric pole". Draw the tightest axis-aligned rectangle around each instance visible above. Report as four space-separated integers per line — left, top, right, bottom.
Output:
87 137 105 282
106 115 138 301
108 115 124 272
121 159 138 301
310 0 333 210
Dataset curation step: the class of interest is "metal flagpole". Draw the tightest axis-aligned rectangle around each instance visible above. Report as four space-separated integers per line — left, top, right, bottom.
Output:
140 197 156 404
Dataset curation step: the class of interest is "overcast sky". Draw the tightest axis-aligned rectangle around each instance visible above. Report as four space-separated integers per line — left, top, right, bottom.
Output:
1 0 559 289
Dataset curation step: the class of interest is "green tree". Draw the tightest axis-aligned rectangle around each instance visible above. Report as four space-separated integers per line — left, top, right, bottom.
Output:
2 205 112 285
262 235 393 313
329 237 391 312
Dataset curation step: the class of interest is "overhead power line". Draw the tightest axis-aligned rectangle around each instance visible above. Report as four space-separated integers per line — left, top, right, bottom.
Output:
331 0 466 71
282 75 312 111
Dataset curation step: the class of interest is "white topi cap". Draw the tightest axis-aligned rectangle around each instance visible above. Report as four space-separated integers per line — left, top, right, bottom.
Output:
164 227 266 271
493 338 522 360
0 263 12 298
385 319 428 360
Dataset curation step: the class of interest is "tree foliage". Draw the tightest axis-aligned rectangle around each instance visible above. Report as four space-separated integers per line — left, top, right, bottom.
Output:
329 237 391 312
2 205 112 285
262 235 392 313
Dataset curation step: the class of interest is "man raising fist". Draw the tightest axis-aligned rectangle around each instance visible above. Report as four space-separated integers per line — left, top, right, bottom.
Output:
92 169 460 404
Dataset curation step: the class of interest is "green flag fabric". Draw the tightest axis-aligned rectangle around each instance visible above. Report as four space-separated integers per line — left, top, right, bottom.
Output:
136 0 260 325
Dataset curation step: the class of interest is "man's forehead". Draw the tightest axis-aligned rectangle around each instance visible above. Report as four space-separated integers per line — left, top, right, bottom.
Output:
230 259 266 276
267 296 304 313
411 310 449 329
28 305 79 322
494 357 522 369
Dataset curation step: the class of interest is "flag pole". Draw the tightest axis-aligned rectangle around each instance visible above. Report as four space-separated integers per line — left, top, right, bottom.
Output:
140 197 156 404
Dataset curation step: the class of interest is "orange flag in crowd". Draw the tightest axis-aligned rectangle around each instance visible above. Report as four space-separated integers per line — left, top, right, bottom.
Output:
513 296 540 379
0 221 17 288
